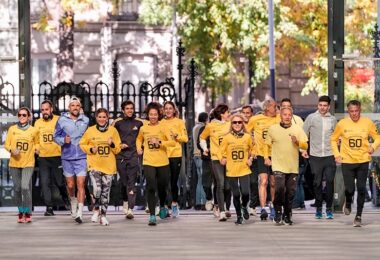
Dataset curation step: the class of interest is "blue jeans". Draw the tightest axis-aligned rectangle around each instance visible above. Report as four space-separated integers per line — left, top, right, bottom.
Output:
194 156 206 205
293 165 305 208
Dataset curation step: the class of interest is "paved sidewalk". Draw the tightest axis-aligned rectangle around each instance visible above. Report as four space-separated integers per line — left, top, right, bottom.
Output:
0 206 379 260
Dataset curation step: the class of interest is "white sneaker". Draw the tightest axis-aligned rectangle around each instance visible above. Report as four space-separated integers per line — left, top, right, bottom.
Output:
249 207 257 216
75 212 83 224
70 198 78 218
126 208 134 219
219 211 227 222
91 211 100 223
205 200 213 211
155 206 160 216
123 201 129 215
213 205 220 218
145 206 150 214
100 215 109 226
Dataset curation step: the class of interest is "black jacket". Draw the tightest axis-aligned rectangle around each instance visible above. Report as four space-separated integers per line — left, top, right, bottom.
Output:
113 116 143 160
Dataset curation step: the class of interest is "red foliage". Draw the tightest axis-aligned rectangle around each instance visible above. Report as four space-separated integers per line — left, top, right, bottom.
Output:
346 68 374 85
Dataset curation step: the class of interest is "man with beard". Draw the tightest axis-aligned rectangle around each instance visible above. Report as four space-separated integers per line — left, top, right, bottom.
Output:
54 97 89 223
35 100 69 216
113 100 143 219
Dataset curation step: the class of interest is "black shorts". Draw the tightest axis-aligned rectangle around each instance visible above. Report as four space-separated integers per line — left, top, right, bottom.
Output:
253 156 273 175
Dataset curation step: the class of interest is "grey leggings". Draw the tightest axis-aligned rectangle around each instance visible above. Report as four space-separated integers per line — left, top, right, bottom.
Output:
10 167 34 213
211 160 231 212
89 170 113 215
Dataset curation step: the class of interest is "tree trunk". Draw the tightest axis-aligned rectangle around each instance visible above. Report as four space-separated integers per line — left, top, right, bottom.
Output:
57 11 74 82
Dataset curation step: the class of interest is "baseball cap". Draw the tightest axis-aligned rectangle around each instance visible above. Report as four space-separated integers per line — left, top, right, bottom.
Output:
68 96 81 106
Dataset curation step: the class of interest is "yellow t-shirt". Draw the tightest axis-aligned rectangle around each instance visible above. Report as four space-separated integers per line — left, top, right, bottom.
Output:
246 114 280 157
160 117 188 158
79 125 121 175
136 122 176 167
265 124 308 174
199 120 230 160
5 125 39 168
34 115 61 157
220 133 254 177
331 117 380 164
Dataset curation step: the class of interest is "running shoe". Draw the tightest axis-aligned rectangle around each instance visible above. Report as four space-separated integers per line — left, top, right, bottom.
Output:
315 208 323 219
205 200 213 211
353 216 362 227
44 207 55 216
123 201 129 215
269 204 275 220
91 210 100 223
225 211 232 218
159 207 168 220
126 208 134 219
326 209 334 220
343 203 351 216
75 212 83 224
70 198 78 218
260 208 268 221
235 216 243 225
148 215 157 226
283 215 293 225
25 213 32 223
219 211 227 222
155 206 160 216
100 215 109 226
274 212 283 225
242 207 250 220
213 205 220 218
172 203 179 218
145 206 150 214
17 213 25 223
249 207 257 216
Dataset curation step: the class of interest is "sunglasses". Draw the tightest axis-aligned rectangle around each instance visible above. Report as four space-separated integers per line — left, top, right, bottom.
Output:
18 113 28 118
232 121 243 125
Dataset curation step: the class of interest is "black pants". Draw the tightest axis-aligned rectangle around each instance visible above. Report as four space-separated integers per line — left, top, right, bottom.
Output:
39 156 68 208
273 172 297 217
309 156 336 209
202 159 214 201
169 157 182 203
229 175 250 217
117 158 139 209
144 165 170 215
342 162 369 216
211 160 231 212
249 164 259 208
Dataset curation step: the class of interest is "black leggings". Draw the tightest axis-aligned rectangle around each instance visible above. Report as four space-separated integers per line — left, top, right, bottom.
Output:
229 175 250 217
144 165 170 215
342 162 369 216
169 157 182 203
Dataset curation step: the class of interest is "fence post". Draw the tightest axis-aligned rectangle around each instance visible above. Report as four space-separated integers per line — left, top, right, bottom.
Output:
176 39 185 117
112 58 120 118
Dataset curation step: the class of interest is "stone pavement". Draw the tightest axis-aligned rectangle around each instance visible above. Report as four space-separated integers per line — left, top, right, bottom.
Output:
0 203 379 260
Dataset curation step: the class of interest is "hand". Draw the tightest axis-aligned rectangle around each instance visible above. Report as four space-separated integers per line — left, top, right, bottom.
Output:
335 156 342 164
137 149 143 155
11 149 20 156
369 146 374 155
64 135 71 144
290 135 298 145
35 149 40 155
120 143 128 149
264 158 271 166
247 157 253 167
220 158 227 165
203 149 209 156
108 137 113 145
90 146 98 154
170 130 178 140
301 150 309 159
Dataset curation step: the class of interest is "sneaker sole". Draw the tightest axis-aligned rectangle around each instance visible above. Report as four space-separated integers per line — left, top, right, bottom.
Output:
148 222 157 226
219 218 227 222
75 217 83 224
126 215 134 219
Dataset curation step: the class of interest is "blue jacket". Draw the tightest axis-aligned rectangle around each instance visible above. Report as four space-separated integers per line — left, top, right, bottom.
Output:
54 112 89 160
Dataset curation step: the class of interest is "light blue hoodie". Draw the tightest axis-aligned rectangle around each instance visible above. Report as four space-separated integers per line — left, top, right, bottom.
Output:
54 112 89 160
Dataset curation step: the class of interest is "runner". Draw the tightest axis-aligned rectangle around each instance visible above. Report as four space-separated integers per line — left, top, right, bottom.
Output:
199 104 232 221
220 114 254 224
54 97 89 223
136 102 176 226
5 107 39 223
113 100 143 219
265 107 308 225
80 108 121 226
331 100 380 227
161 101 188 217
35 100 69 216
246 99 279 220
